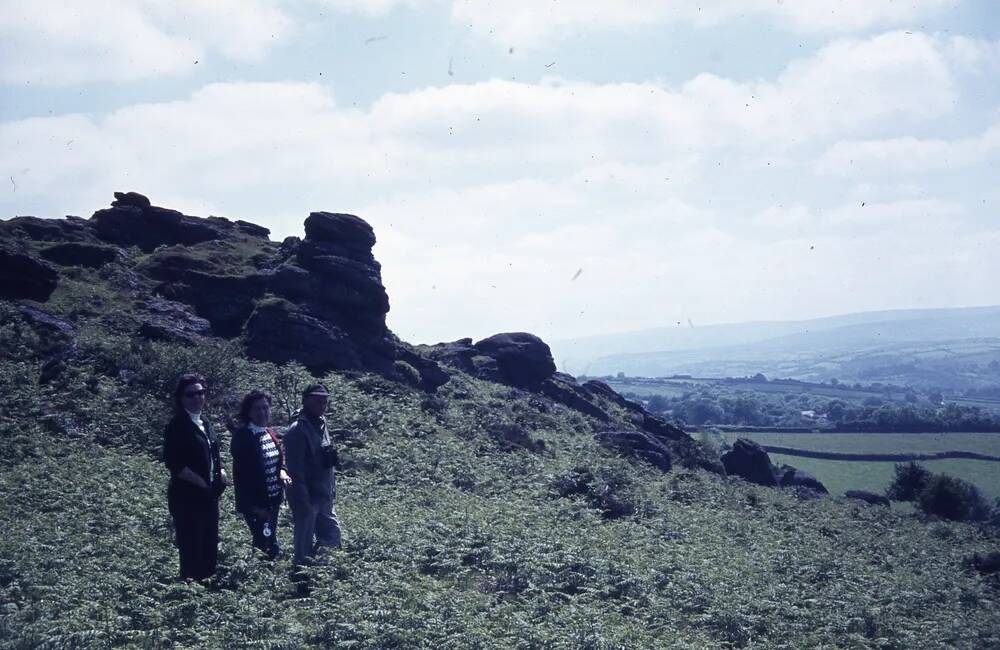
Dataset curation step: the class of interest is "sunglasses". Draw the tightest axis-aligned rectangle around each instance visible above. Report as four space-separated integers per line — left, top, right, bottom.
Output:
184 389 206 398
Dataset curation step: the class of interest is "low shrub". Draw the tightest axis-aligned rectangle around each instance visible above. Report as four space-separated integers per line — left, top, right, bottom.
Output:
917 474 991 522
886 461 932 501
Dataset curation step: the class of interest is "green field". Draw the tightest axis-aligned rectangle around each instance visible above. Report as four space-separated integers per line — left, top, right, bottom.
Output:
720 432 1000 501
723 431 1000 456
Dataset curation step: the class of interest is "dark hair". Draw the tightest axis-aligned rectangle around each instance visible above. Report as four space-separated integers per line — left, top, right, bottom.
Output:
239 389 272 424
173 374 206 413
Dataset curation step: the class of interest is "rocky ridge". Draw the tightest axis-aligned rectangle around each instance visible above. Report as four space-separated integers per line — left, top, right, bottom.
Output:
2 192 710 472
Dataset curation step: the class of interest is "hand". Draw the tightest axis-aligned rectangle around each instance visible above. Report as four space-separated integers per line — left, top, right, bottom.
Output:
280 469 292 486
178 467 210 490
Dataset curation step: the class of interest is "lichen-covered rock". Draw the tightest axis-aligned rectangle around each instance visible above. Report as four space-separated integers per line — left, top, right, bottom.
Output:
721 438 778 486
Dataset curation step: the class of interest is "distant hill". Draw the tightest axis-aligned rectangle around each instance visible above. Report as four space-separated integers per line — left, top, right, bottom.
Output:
553 306 1000 389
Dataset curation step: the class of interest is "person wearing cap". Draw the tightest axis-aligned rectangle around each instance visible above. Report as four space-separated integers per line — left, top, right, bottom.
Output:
283 383 342 565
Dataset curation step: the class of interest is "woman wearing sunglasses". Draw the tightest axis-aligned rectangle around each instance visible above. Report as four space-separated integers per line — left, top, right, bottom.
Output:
162 374 227 580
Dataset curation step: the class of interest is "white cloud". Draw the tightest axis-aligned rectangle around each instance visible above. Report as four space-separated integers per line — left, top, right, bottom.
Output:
1 29 994 342
448 0 952 47
816 123 1000 176
0 0 292 84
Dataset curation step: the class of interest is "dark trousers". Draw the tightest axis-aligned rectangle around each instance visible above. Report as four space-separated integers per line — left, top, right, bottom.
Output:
169 497 219 580
242 508 281 559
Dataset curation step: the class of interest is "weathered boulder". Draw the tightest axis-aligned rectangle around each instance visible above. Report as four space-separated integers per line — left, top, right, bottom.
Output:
777 465 828 494
303 211 376 252
0 248 58 301
721 438 778 486
90 192 229 252
244 298 364 371
137 297 212 344
472 332 557 389
844 490 891 507
39 242 121 268
595 430 672 472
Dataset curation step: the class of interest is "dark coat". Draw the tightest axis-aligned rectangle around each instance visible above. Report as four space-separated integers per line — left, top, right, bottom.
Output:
231 425 286 514
163 412 224 507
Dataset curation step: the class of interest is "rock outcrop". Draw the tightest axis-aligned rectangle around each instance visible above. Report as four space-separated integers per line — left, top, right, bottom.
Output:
137 297 212 345
0 247 58 301
595 430 672 472
90 191 269 252
39 242 121 268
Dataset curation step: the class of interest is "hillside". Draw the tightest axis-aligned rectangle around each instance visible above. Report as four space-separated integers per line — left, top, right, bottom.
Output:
1 193 999 648
554 308 1000 389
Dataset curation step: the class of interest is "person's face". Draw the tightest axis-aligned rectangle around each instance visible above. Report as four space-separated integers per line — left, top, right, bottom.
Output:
181 383 206 414
303 394 328 418
248 397 270 427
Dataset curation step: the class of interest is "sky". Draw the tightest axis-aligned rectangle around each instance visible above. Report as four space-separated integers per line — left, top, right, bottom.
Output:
1 0 999 346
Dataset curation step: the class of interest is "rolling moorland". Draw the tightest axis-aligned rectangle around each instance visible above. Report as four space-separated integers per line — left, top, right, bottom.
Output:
1 193 999 649
554 307 1000 389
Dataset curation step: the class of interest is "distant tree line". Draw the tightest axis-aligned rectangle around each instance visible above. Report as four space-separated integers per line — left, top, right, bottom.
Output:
632 388 1000 432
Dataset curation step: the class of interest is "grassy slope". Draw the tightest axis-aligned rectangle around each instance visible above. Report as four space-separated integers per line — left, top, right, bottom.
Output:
1 340 999 649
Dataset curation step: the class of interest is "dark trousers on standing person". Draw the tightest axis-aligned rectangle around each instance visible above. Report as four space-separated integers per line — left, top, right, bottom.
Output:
242 509 281 559
169 497 219 580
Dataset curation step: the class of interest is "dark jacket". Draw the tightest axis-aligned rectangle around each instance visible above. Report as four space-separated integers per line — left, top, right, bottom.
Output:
231 425 285 514
283 413 335 505
163 412 224 506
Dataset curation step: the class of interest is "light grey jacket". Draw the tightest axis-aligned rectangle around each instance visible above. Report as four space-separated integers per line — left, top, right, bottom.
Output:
283 413 335 504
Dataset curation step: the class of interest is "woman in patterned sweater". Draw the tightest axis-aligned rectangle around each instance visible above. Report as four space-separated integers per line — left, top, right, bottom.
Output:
231 390 291 559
